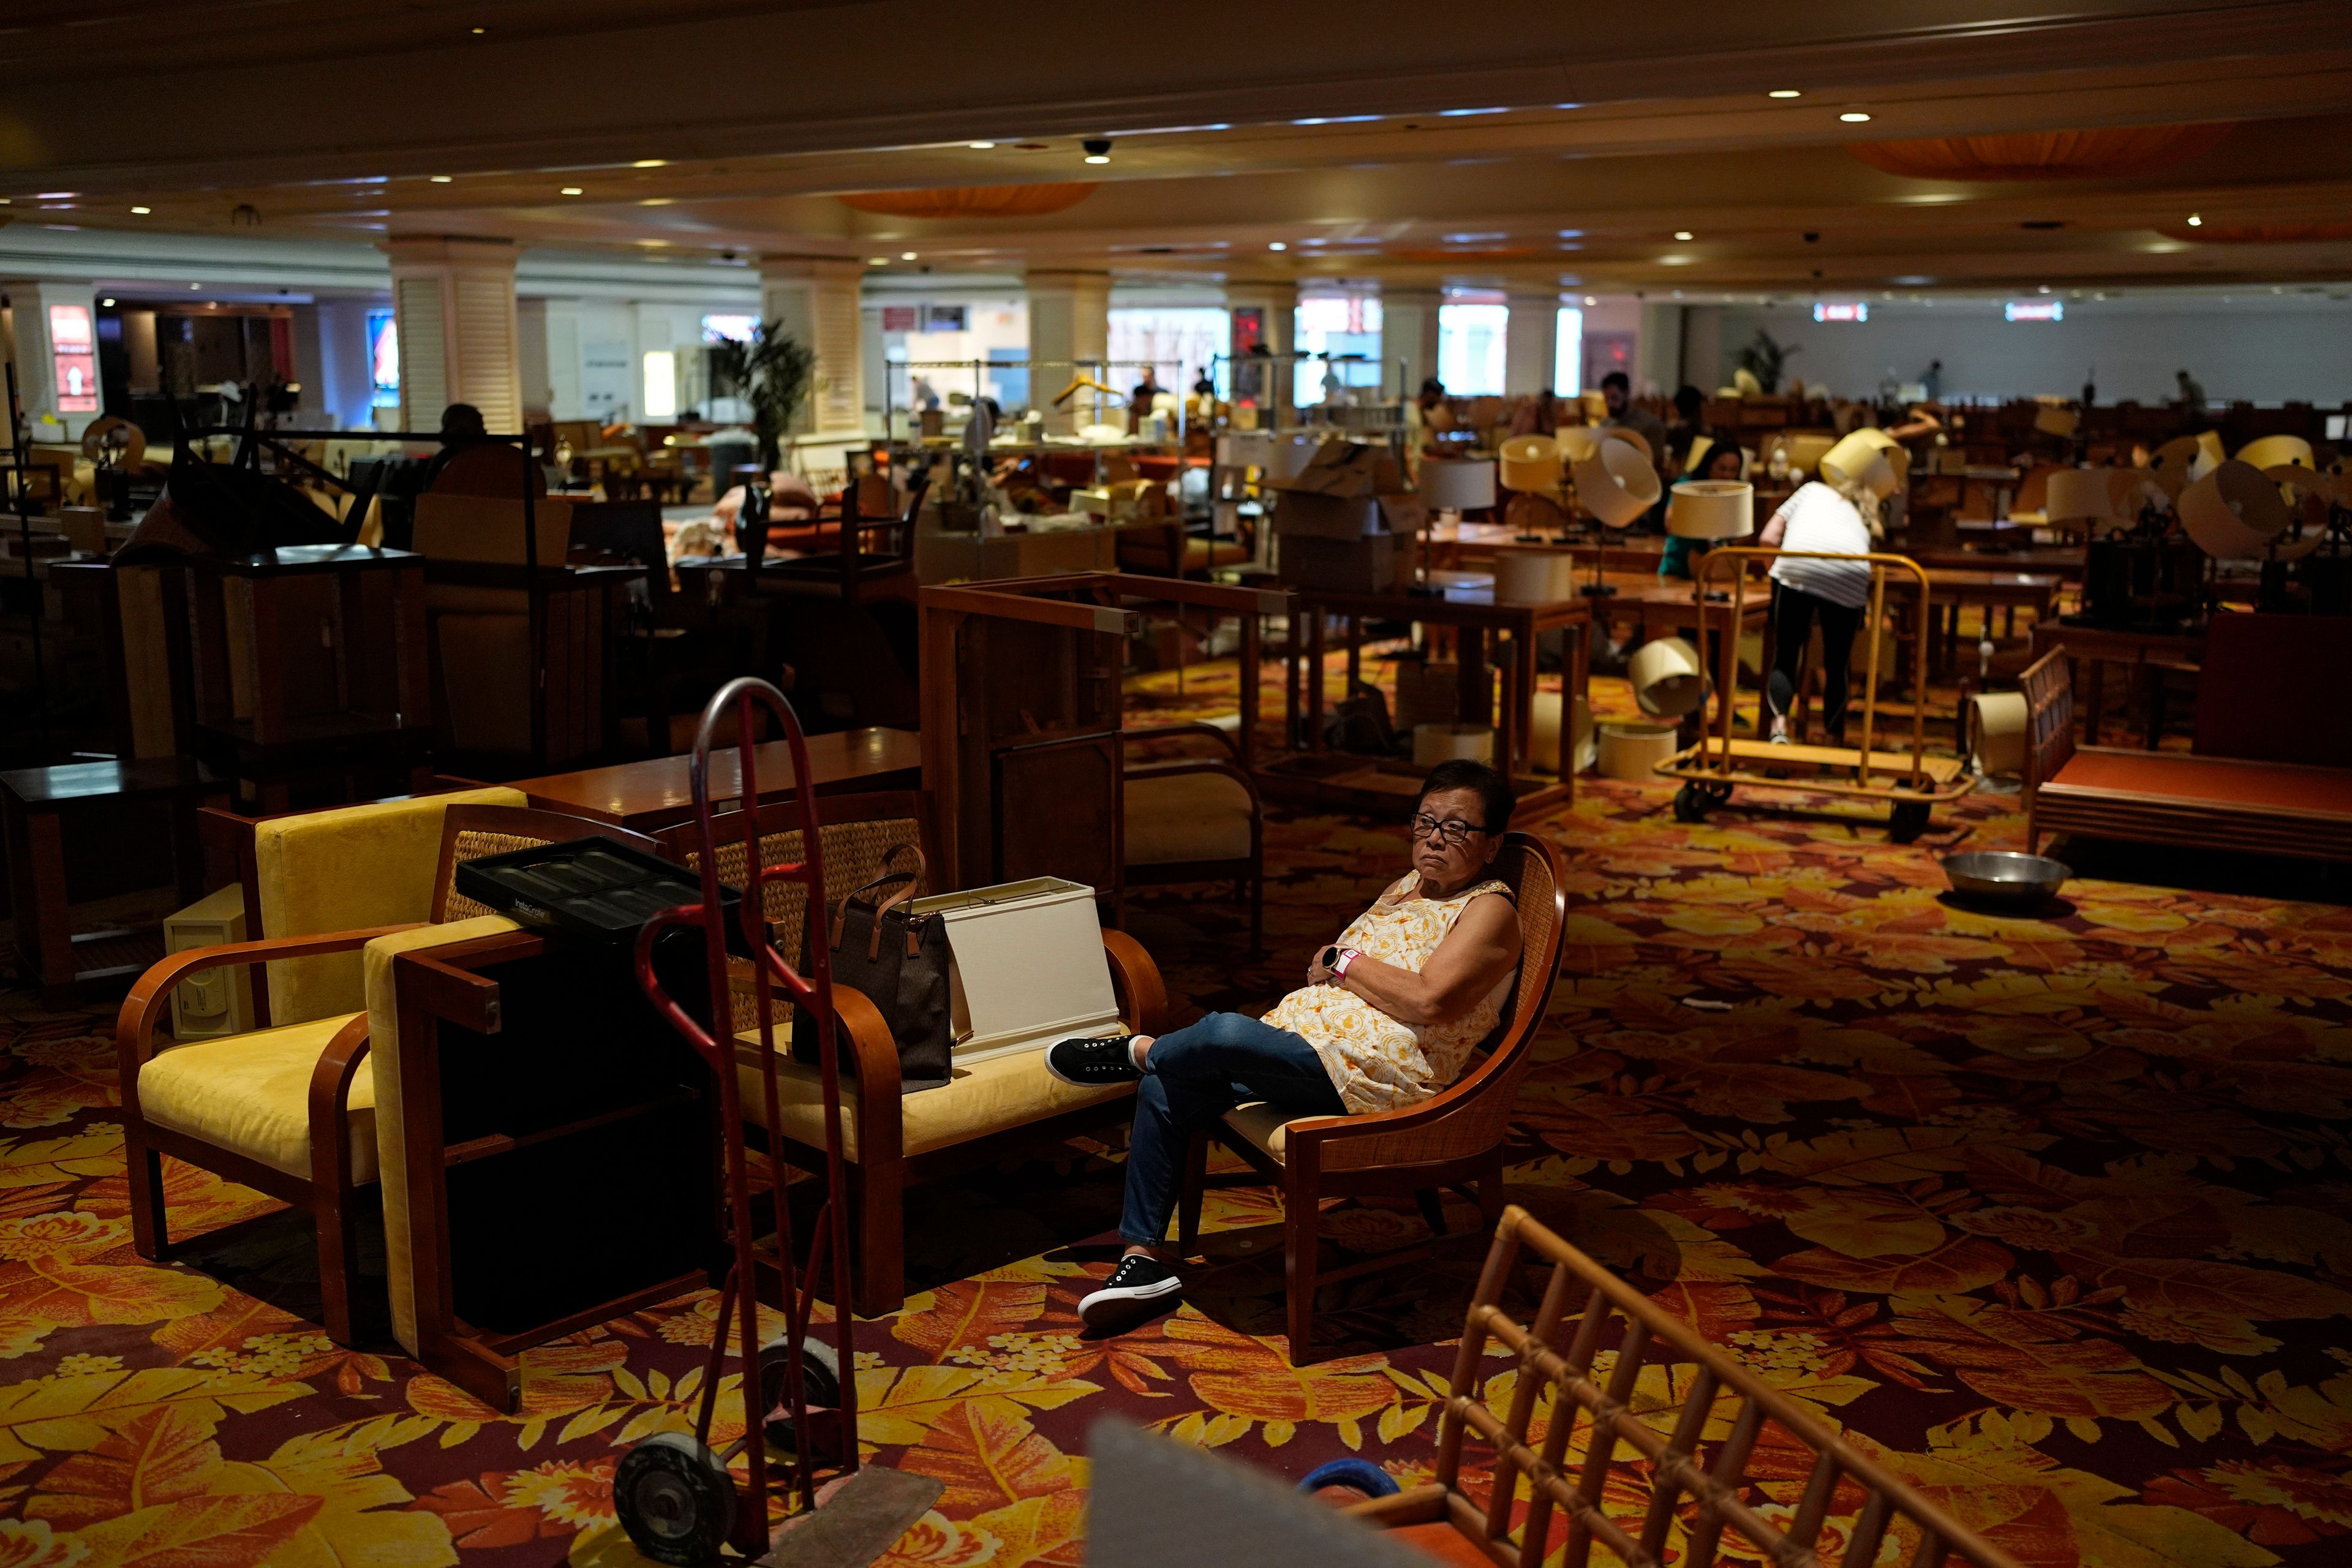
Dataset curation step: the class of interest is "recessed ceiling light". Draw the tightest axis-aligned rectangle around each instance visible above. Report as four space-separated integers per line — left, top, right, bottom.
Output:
1839 111 1872 123
1268 241 1287 251
1768 89 1802 99
632 159 667 168
130 205 150 214
901 251 918 260
2038 284 2052 293
36 192 76 199
560 186 584 195
1084 154 1109 164
189 282 202 290
869 256 888 265
968 141 997 149
638 197 673 206
470 24 486 33
1673 230 1693 241
2186 213 2203 227
100 297 115 306
1583 295 1597 306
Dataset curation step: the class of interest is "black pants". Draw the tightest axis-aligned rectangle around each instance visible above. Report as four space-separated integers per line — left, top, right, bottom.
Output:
1767 582 1863 742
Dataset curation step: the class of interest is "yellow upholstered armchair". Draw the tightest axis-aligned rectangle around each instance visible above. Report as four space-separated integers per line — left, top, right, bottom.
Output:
113 792 652 1344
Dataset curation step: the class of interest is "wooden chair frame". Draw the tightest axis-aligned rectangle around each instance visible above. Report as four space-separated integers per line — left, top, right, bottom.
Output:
1177 831 1566 1363
1122 720 1265 954
662 788 1171 1315
1350 1204 2022 1568
114 804 662 1345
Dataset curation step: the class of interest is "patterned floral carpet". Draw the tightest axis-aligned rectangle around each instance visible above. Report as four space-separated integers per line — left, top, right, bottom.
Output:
1 636 2349 1568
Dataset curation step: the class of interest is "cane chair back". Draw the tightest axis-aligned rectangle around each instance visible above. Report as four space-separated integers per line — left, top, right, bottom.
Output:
661 791 934 1035
1319 832 1564 1174
2017 650 2075 791
1419 1205 2022 1568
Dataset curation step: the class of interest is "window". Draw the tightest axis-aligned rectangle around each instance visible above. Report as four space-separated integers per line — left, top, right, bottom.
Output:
1108 306 1228 401
1294 295 1384 405
1439 301 1508 396
701 313 758 344
642 350 677 420
366 308 400 408
48 305 97 413
1554 306 1585 396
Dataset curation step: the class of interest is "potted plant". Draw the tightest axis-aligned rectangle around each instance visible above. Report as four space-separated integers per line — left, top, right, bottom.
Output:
709 320 817 473
1736 330 1800 396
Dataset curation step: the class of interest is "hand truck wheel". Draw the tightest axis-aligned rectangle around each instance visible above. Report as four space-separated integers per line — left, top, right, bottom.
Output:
760 1335 842 1456
614 1431 737 1566
1673 782 1719 823
1888 801 1931 842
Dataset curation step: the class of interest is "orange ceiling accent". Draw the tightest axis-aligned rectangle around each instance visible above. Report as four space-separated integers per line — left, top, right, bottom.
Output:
1847 123 2233 181
2158 220 2352 243
834 183 1098 218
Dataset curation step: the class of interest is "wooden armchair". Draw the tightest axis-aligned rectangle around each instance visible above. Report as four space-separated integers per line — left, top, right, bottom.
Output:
1351 1204 2021 1567
1178 831 1565 1363
1123 721 1264 952
116 798 658 1344
663 789 1169 1314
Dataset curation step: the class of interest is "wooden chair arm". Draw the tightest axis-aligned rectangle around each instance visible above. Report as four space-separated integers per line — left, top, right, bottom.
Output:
306 1014 374 1193
1121 721 1243 762
115 924 427 1072
1282 1047 1510 1158
827 982 904 1166
1101 929 1169 1037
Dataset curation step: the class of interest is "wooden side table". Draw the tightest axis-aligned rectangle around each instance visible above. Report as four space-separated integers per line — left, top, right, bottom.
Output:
2 758 209 1001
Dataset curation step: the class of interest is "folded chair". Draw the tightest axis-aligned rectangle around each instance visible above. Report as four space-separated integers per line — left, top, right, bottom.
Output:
116 794 654 1343
1351 1204 2022 1568
1178 831 1566 1363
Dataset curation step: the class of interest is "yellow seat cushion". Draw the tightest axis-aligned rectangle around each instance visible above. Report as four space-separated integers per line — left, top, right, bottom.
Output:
734 1040 1131 1161
139 1014 375 1182
1222 1101 1307 1162
1124 771 1254 865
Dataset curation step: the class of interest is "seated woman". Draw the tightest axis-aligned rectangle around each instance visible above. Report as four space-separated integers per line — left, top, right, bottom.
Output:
1659 440 1747 582
1046 760 1525 1325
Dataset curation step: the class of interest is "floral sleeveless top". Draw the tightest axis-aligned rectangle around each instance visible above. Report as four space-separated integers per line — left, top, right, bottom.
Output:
1263 872 1517 1114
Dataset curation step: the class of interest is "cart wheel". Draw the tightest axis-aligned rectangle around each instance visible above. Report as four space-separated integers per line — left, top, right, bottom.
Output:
1673 783 1714 824
760 1336 842 1455
1299 1458 1401 1502
1888 801 1931 842
614 1431 737 1567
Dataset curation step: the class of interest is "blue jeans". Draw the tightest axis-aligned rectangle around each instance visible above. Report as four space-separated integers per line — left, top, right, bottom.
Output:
1118 1012 1346 1248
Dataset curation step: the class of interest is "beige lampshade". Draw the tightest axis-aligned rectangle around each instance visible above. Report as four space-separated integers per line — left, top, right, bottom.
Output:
1767 432 1838 477
2043 469 2114 526
2147 435 2217 500
2179 459 2291 560
1667 480 1755 539
2033 404 2080 437
1419 458 1497 511
1572 436 1664 527
1493 548 1579 603
1969 691 2029 777
1820 428 1907 492
1598 722 1679 782
1629 636 1711 718
1604 424 1654 463
1558 426 1605 464
1733 368 1763 397
2239 434 2315 470
1580 389 1610 420
1683 434 1715 476
1498 434 1562 492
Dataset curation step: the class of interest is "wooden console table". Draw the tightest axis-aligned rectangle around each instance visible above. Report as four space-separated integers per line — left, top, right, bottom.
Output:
511 725 923 835
2 758 209 1001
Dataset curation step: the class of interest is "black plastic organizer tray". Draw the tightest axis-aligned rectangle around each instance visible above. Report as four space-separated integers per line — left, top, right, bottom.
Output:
454 838 741 943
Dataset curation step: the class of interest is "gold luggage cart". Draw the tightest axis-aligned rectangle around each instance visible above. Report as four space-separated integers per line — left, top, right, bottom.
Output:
1654 546 1973 841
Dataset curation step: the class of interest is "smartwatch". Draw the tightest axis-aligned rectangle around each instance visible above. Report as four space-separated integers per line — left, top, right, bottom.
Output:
1332 947 1363 979
1317 944 1341 970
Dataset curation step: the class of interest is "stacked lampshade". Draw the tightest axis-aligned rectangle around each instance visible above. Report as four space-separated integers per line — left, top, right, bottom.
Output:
1667 480 1755 539
2177 459 2291 559
2147 432 2223 499
1819 429 1903 497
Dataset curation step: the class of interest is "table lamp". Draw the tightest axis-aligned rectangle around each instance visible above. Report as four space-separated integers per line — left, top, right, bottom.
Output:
1665 480 1755 540
1497 435 1561 493
1570 435 1663 597
1766 432 1837 480
1419 458 1497 514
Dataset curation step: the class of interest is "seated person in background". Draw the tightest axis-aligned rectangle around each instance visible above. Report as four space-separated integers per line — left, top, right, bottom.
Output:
1600 370 1668 456
1660 442 1747 581
421 402 487 489
1756 469 1880 746
1048 760 1525 1325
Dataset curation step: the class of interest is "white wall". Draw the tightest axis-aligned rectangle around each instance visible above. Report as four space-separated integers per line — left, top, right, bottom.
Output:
1700 298 2352 407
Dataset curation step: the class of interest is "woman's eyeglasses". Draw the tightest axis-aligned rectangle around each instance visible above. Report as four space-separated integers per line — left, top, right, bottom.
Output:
1411 814 1487 847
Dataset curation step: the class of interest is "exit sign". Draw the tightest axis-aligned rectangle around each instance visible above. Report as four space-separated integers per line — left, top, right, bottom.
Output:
2005 300 2064 322
1812 302 1868 323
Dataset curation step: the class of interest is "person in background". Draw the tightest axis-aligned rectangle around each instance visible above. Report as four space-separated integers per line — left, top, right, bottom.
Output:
1129 366 1161 409
1665 385 1707 473
420 402 487 488
1659 442 1746 581
910 375 941 412
1046 760 1525 1326
1919 360 1943 400
2174 369 2206 414
1755 465 1883 746
1600 371 1668 456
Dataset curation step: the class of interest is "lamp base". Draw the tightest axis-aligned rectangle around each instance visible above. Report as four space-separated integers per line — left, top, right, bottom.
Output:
1580 582 1619 598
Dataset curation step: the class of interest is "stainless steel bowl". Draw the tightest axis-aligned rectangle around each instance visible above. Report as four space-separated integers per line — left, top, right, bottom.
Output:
1941 851 2071 907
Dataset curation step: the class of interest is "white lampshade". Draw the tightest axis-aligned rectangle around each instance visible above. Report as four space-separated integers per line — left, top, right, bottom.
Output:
1571 436 1662 527
1420 458 1497 511
2179 459 2290 560
1629 636 1711 718
2043 469 2114 526
1667 480 1755 540
1498 435 1562 492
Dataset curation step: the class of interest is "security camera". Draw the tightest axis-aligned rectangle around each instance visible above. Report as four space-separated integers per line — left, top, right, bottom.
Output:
1084 137 1112 159
1803 231 1820 244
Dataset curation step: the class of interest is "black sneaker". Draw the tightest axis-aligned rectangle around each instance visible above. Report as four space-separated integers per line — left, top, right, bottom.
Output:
1079 1254 1182 1326
1046 1035 1140 1087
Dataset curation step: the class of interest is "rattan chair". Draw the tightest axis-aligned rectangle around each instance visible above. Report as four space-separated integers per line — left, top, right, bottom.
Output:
1177 831 1566 1363
1350 1204 2022 1568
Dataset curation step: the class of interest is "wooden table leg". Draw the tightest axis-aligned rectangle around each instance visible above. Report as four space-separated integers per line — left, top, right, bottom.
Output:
1457 630 1487 737
1561 625 1580 802
1306 608 1326 751
1283 608 1300 750
1516 622 1537 775
6 804 73 995
1493 630 1518 787
1344 616 1360 696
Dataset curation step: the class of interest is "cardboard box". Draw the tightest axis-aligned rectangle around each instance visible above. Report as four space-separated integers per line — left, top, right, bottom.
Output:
1267 440 1427 540
1279 532 1400 594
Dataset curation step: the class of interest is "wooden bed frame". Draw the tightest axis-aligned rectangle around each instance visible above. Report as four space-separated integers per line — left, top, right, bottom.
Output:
2020 650 2352 862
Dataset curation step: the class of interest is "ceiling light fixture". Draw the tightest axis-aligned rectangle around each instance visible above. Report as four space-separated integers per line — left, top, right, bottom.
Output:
429 175 453 183
901 251 917 260
968 141 997 149
2186 213 2203 226
560 186 584 195
130 205 150 214
1583 295 1597 306
470 24 486 33
1673 230 1693 241
1839 111 1872 123
638 197 672 206
189 282 202 290
101 297 115 307
869 256 888 265
1083 137 1113 164
1267 241 1286 251
632 159 667 168
1768 89 1801 99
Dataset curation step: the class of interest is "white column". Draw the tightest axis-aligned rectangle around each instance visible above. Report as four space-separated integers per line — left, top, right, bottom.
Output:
1504 289 1560 396
760 256 868 447
1380 285 1443 400
1024 269 1112 434
4 279 102 441
1636 302 1686 398
382 236 523 433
